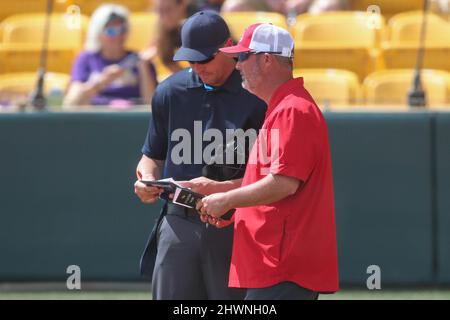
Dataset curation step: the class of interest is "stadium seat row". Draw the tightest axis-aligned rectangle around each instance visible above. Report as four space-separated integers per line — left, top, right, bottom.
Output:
1 10 450 82
0 0 153 23
2 69 450 108
1 0 442 23
295 68 450 108
292 11 450 80
349 0 425 19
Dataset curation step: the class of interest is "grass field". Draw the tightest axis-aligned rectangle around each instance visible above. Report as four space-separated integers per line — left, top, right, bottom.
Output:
1 289 449 300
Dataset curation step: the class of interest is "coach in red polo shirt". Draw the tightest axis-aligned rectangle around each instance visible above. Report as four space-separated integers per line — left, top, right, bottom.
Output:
196 23 339 300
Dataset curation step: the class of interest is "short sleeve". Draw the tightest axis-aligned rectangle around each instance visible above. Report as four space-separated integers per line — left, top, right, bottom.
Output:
70 52 91 83
268 107 318 183
141 88 169 160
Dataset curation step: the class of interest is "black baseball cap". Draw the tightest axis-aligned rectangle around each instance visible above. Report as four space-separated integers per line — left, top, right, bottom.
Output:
173 11 230 62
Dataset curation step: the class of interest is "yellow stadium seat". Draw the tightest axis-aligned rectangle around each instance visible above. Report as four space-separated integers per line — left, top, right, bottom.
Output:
0 1 64 23
0 72 70 101
0 14 88 73
382 11 450 71
293 69 361 107
75 0 151 16
0 1 151 22
152 57 190 83
292 12 385 81
1 13 89 48
349 0 423 19
387 11 450 45
363 69 450 106
126 12 158 51
0 44 78 74
151 55 176 83
222 11 288 41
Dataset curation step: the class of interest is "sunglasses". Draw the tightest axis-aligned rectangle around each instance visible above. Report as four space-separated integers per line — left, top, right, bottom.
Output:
238 51 282 62
103 25 128 37
189 52 219 65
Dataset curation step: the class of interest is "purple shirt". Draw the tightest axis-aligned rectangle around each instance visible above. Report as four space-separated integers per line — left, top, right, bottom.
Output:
70 51 157 106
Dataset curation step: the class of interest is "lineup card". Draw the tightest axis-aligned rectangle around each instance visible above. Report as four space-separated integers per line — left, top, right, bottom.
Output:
140 178 182 193
172 187 204 209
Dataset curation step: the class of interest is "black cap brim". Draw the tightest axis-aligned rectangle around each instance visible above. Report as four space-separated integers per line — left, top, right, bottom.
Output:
173 46 218 62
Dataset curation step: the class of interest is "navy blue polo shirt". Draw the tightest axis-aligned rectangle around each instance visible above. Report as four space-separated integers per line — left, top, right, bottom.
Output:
142 68 267 180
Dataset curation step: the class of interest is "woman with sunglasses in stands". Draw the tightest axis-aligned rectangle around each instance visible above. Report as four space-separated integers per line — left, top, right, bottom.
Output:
64 4 158 108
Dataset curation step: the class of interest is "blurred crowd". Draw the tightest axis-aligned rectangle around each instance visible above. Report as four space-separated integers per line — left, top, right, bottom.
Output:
1 0 449 110
62 0 354 108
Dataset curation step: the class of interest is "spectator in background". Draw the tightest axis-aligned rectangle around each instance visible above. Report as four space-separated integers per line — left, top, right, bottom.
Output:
286 0 349 15
140 0 197 75
221 0 348 14
221 0 286 13
64 4 157 108
431 0 450 14
195 0 225 12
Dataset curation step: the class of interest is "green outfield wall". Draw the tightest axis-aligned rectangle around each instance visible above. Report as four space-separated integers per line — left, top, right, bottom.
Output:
0 111 448 286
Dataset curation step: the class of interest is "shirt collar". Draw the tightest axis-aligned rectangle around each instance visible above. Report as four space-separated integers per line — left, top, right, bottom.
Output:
267 77 304 117
186 68 242 94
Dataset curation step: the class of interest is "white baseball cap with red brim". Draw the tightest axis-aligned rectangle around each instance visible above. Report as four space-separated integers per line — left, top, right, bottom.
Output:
220 23 295 58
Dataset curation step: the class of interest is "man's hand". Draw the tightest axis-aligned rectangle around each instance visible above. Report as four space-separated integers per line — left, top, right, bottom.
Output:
196 192 233 218
134 179 163 204
177 176 223 195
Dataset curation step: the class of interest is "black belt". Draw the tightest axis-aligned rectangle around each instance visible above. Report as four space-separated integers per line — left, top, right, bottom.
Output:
166 202 235 220
166 202 199 217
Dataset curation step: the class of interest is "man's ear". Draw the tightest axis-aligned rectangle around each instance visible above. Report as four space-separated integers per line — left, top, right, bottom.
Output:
263 53 276 67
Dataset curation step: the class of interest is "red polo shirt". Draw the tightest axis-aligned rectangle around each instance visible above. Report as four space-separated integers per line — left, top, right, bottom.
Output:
229 77 339 293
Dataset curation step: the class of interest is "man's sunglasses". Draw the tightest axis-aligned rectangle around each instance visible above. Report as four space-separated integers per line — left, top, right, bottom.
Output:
189 52 219 65
103 25 128 37
237 51 282 62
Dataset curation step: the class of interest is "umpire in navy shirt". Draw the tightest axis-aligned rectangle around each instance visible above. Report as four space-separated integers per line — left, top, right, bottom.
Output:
134 11 266 300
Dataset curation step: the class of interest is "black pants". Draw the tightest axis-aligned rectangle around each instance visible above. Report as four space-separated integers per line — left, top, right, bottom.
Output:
245 282 319 300
149 204 245 300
